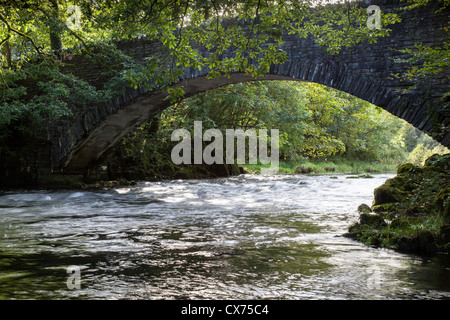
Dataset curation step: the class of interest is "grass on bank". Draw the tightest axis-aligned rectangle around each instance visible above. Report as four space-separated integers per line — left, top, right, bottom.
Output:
354 212 446 251
345 153 450 255
242 157 399 175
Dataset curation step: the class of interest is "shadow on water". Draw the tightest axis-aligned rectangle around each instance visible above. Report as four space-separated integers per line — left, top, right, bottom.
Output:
0 175 450 299
0 227 332 299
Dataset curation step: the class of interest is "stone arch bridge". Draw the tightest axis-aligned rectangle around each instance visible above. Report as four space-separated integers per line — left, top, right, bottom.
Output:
43 1 448 181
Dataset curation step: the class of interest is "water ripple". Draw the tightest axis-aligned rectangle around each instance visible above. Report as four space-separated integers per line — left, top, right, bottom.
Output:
1 174 450 299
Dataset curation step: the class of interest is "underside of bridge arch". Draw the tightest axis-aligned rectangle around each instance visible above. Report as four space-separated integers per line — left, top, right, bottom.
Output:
58 67 443 175
54 1 449 175
59 73 295 174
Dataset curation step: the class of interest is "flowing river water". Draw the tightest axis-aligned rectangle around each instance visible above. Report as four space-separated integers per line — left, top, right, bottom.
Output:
1 174 450 300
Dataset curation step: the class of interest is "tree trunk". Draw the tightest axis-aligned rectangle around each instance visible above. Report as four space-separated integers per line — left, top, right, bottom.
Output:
49 0 62 52
1 39 12 68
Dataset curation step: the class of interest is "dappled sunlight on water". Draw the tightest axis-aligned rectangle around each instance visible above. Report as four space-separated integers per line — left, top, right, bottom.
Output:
1 174 450 299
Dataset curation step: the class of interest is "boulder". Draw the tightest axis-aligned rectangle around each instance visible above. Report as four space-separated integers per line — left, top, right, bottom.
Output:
435 185 450 221
372 203 400 214
230 163 241 176
359 213 387 228
373 184 402 205
397 163 417 175
438 225 450 244
344 222 363 239
424 153 450 170
347 153 450 255
357 203 372 214
295 164 312 174
397 231 437 255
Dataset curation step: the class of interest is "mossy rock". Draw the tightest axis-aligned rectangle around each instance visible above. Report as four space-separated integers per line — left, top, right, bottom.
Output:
373 184 404 206
347 154 450 255
239 166 248 174
346 174 373 179
345 222 363 239
359 213 387 228
435 185 450 218
397 163 417 175
390 218 410 229
74 181 87 189
103 181 120 187
230 164 241 176
398 180 417 192
372 203 400 215
397 230 437 255
367 230 383 247
357 203 372 214
344 221 385 245
424 153 450 170
387 175 411 189
295 164 313 174
438 225 450 244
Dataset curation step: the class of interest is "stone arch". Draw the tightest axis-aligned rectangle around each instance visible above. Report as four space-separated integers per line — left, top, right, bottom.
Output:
51 1 448 175
57 69 425 174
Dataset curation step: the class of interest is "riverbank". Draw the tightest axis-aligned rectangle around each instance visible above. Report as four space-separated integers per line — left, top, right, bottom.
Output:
344 153 450 256
66 158 392 190
9 162 245 191
243 157 398 175
1 157 397 190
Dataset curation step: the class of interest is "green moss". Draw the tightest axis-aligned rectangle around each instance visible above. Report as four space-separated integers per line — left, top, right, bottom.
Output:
397 163 417 174
435 185 450 221
390 217 410 229
346 174 374 179
372 203 401 215
373 184 405 206
357 203 372 214
295 164 313 174
424 153 450 169
359 213 387 227
347 153 450 255
346 214 446 254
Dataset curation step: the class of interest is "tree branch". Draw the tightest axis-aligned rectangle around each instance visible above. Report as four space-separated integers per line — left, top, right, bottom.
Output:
0 12 43 54
0 34 10 47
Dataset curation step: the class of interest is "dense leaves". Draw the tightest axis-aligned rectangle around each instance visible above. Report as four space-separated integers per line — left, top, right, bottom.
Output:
393 0 449 112
0 0 402 88
109 80 448 179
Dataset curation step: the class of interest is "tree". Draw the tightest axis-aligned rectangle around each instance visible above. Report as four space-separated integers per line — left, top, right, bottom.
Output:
159 81 309 159
1 0 402 85
393 0 449 123
48 0 63 51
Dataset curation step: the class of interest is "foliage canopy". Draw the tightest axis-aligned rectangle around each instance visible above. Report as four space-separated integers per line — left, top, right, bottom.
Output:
0 0 447 175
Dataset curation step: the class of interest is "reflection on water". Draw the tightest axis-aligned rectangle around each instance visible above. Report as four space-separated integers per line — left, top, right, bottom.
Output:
0 174 450 299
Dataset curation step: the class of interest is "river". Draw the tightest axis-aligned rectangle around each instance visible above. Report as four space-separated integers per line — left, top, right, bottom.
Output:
1 174 449 300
